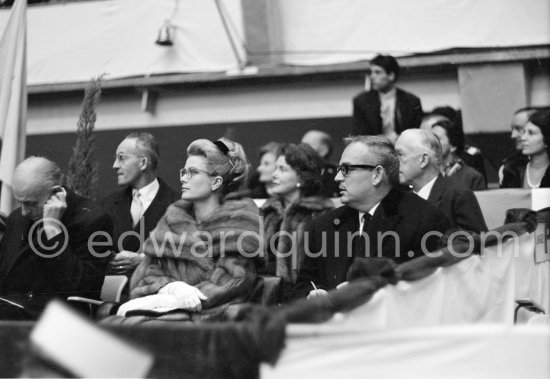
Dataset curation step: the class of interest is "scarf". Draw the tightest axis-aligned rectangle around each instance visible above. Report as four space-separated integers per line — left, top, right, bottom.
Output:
262 196 334 283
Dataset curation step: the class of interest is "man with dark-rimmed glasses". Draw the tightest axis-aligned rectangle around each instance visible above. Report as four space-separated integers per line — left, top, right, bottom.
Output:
293 135 450 299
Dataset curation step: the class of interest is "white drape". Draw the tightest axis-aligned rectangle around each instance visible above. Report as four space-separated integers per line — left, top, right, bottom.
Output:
0 0 245 85
275 0 550 65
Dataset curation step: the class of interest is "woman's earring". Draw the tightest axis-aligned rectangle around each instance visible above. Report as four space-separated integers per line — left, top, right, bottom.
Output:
296 182 301 188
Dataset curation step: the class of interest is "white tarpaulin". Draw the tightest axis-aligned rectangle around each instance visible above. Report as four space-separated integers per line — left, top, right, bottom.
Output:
263 325 550 379
275 0 550 65
340 235 522 327
0 0 245 85
263 230 550 378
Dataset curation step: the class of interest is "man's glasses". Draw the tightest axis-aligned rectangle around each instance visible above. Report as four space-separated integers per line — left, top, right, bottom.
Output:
337 163 378 176
179 167 214 180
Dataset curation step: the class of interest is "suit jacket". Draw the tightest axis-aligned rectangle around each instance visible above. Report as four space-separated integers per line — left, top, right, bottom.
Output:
352 88 423 136
445 163 486 191
0 189 112 318
101 178 179 253
293 189 450 298
427 175 488 233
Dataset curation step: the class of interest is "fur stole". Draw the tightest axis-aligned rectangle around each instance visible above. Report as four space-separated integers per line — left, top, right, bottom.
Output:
130 198 262 309
261 196 334 283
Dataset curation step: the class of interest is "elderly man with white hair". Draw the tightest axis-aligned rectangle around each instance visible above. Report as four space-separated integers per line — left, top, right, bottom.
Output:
395 129 487 233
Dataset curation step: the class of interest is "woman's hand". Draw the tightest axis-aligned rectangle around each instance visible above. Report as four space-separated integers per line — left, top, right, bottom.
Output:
159 281 208 312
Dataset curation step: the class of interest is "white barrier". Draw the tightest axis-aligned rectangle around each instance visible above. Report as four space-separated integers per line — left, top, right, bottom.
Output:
263 325 550 379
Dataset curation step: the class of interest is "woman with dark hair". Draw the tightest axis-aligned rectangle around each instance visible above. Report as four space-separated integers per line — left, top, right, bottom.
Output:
261 143 334 286
117 138 263 317
502 109 550 188
430 119 486 191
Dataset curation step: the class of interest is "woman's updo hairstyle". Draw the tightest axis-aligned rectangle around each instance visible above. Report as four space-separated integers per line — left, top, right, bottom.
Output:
187 138 249 194
278 143 323 197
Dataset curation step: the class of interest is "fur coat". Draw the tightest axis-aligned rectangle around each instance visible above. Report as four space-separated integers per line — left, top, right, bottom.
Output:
261 196 334 283
130 198 262 310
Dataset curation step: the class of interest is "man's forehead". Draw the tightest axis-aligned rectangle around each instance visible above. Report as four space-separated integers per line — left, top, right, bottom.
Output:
117 138 139 153
340 142 371 163
512 112 530 126
14 184 47 201
369 64 386 73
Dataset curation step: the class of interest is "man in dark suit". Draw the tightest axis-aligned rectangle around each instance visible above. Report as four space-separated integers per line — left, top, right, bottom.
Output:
0 157 112 320
395 129 487 233
352 54 423 143
101 132 179 276
293 136 450 299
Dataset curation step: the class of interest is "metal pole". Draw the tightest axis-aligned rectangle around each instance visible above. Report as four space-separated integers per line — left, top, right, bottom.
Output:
214 0 246 70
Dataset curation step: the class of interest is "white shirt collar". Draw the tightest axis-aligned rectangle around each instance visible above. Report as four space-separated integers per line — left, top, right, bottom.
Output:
132 178 160 212
415 176 438 200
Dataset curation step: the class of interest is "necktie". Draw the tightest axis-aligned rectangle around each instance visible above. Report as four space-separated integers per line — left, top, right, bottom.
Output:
360 213 371 234
130 191 143 227
354 214 371 258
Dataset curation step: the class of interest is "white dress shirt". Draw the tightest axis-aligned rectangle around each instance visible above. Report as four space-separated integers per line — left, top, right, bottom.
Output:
132 178 160 217
415 176 438 200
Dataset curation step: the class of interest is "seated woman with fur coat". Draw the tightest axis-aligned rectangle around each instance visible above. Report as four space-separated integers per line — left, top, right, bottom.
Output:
117 138 262 317
261 143 334 288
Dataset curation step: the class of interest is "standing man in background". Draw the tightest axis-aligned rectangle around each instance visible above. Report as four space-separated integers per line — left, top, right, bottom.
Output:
102 132 179 277
352 54 423 143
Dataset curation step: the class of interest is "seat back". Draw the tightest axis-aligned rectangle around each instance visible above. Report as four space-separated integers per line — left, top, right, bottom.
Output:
247 275 283 305
101 275 128 303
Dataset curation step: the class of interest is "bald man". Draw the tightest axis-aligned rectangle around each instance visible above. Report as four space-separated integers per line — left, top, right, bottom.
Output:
395 129 487 233
0 157 112 320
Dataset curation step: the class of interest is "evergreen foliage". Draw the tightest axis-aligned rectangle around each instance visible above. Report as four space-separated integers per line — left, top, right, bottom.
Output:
66 76 103 200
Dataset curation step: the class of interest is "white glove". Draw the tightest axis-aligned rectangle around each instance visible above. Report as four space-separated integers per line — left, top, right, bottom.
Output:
117 294 179 316
158 281 207 312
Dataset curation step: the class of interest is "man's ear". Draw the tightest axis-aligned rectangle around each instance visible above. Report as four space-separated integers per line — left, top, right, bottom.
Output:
388 72 396 83
318 144 329 159
420 152 430 169
372 166 384 186
450 145 457 154
138 156 148 171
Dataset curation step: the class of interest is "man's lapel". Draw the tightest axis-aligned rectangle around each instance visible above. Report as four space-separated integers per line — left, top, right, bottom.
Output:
427 175 445 208
334 206 359 260
112 188 134 232
367 190 402 257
